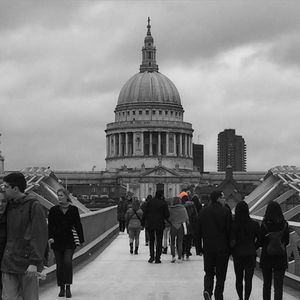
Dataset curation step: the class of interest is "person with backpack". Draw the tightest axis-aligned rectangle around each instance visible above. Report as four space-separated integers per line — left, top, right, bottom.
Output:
231 201 260 300
125 198 143 254
259 201 289 300
117 196 128 233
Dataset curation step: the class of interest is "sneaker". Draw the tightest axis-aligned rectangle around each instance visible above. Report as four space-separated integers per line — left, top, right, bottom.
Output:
177 258 183 263
148 257 154 263
203 291 211 300
171 256 176 263
154 258 161 264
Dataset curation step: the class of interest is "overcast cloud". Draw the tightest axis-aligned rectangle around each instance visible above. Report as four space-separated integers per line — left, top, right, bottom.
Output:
0 0 300 172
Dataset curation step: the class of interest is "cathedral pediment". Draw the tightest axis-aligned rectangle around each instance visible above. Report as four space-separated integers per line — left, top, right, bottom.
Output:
140 166 181 178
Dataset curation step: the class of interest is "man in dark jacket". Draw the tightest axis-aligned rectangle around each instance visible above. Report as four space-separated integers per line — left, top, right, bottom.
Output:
197 190 232 300
2 172 48 300
143 190 170 263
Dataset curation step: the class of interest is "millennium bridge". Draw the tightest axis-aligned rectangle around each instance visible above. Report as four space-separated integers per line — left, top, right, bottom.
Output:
5 166 300 299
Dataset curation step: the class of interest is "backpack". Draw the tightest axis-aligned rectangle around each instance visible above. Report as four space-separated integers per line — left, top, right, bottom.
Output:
264 223 287 256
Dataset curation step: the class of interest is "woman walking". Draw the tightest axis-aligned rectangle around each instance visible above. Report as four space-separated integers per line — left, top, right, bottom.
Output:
125 198 143 254
48 188 84 298
231 201 260 300
169 197 189 263
259 201 289 300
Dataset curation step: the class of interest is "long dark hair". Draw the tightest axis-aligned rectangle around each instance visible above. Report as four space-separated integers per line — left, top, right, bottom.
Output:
263 201 284 224
233 201 251 236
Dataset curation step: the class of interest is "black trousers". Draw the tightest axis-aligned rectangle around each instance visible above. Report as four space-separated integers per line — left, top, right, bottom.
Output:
148 228 164 260
203 251 229 300
262 267 285 300
54 248 75 286
233 255 256 300
182 234 193 256
119 220 126 232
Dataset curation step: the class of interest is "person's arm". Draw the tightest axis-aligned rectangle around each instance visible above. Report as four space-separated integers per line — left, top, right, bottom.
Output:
73 206 84 244
28 201 48 273
283 221 290 247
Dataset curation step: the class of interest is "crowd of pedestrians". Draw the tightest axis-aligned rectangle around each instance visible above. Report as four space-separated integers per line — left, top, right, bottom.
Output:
118 188 290 300
0 170 291 300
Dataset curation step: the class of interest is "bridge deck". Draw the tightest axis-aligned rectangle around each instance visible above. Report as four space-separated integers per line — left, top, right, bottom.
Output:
40 233 300 300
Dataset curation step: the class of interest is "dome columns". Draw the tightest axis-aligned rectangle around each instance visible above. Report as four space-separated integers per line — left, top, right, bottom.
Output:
106 131 193 160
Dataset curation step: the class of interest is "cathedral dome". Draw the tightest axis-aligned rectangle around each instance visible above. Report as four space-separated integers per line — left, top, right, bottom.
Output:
117 71 181 105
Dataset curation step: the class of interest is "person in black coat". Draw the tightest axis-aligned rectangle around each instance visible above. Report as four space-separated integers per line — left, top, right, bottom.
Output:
143 190 170 264
48 188 84 298
196 190 232 300
231 201 260 300
259 201 289 300
0 190 7 299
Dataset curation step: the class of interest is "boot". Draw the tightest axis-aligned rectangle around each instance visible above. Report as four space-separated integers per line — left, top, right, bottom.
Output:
66 285 72 298
58 285 65 297
134 247 138 255
130 242 133 254
162 247 168 254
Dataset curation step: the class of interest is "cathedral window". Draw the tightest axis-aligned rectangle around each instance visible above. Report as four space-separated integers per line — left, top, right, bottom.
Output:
159 110 162 115
132 111 136 115
146 110 149 115
152 110 156 115
127 111 130 115
171 111 173 116
139 111 142 115
165 111 168 115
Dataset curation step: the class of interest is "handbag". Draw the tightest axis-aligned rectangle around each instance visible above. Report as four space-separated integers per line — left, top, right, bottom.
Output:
72 227 81 246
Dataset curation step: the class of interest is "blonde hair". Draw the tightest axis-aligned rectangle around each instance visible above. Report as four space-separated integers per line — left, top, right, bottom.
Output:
57 188 72 202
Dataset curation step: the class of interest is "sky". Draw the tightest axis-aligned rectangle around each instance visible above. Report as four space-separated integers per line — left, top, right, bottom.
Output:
0 0 300 172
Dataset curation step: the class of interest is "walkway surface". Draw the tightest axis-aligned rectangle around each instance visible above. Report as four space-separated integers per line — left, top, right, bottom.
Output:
40 233 300 300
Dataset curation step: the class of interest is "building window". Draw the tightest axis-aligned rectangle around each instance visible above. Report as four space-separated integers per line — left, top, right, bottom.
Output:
127 111 130 115
165 111 168 115
152 110 156 115
132 111 136 115
139 111 142 115
175 112 178 117
122 112 125 116
171 111 173 116
159 111 162 115
146 110 149 115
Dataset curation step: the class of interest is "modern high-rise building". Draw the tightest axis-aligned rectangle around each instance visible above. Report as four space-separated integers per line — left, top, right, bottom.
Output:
217 129 246 171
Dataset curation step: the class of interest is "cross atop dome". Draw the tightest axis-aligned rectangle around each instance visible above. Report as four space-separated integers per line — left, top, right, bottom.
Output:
140 17 159 73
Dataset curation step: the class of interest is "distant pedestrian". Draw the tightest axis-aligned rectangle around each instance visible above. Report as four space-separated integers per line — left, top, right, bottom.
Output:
0 190 8 299
196 190 232 300
169 197 189 263
143 190 170 263
162 198 172 254
231 201 260 300
141 194 152 246
182 194 198 260
259 201 289 300
1 172 48 300
117 196 128 233
125 198 143 254
48 188 84 298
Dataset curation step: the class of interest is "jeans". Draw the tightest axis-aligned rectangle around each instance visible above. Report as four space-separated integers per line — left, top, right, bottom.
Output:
128 228 141 248
54 248 75 286
262 267 285 300
2 272 39 300
203 251 229 300
233 255 256 300
148 228 164 260
170 225 184 259
162 227 170 248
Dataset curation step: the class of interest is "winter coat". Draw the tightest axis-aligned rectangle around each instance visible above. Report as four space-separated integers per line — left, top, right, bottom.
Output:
169 204 189 230
183 200 198 234
197 202 232 253
48 205 84 251
117 200 128 222
259 220 289 270
125 208 143 229
143 197 170 230
0 210 7 264
231 218 260 257
1 194 48 274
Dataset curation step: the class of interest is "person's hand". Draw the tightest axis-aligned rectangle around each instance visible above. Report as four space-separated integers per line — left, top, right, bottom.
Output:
48 238 54 247
26 265 37 277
